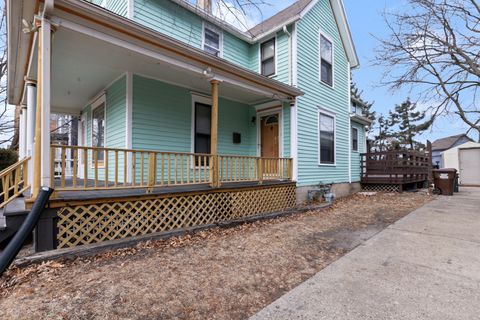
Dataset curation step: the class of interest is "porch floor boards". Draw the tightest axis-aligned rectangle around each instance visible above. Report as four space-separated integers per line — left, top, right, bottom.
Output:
52 178 293 202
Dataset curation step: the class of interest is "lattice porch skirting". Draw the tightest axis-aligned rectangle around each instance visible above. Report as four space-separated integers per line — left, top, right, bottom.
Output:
56 184 296 248
361 184 401 193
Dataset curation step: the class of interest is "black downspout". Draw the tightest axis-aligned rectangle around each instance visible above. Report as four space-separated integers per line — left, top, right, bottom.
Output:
0 187 54 276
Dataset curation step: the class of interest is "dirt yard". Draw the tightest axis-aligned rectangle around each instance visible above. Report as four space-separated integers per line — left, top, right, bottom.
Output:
0 192 432 319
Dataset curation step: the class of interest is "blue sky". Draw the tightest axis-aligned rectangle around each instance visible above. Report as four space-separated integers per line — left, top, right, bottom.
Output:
252 0 474 142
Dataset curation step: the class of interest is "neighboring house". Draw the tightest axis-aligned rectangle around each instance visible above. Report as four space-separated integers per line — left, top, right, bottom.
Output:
5 0 366 251
442 141 480 186
432 134 474 167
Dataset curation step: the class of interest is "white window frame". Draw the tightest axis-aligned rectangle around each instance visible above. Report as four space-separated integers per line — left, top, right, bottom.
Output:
352 127 359 152
259 36 277 77
318 108 336 166
319 31 334 88
202 22 223 58
91 94 107 168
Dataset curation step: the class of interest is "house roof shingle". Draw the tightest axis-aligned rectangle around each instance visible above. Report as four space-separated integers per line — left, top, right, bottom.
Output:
432 134 473 151
247 0 313 37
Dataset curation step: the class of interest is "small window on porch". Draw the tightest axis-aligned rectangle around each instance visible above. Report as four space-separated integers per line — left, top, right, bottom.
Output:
194 102 212 155
261 38 276 77
352 127 359 152
92 102 105 164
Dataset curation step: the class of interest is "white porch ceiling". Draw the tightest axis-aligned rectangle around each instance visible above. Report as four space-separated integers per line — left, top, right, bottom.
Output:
41 28 276 112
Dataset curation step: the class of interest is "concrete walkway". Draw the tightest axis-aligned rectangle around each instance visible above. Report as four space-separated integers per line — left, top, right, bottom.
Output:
251 188 480 320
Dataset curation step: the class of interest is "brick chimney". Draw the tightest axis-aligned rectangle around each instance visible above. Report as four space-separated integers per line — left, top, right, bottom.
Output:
197 0 212 13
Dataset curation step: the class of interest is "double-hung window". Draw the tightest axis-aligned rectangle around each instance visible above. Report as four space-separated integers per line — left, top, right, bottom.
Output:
352 127 359 152
194 102 212 155
92 101 106 165
203 26 221 57
320 34 333 86
319 111 335 165
260 38 276 77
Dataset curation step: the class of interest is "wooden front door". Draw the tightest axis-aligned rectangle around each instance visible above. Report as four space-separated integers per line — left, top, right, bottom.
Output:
260 114 279 177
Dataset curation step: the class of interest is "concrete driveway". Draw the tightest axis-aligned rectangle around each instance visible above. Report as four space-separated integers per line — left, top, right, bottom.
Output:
251 187 480 320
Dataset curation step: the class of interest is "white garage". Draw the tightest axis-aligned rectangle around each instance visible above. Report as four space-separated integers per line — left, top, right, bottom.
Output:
459 148 480 186
442 141 480 186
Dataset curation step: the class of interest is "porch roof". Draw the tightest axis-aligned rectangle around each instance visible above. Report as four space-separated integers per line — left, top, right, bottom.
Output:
8 0 303 108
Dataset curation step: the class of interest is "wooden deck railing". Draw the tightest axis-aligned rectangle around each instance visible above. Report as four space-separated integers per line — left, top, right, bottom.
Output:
0 157 30 209
50 145 293 192
361 150 431 184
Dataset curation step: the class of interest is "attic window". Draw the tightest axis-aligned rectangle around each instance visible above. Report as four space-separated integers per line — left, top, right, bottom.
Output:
203 26 222 57
320 34 333 86
261 38 276 77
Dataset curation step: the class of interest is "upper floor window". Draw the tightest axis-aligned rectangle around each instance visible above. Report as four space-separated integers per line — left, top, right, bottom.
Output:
261 38 276 77
203 25 222 57
320 34 333 86
351 101 357 114
318 111 335 165
352 127 359 151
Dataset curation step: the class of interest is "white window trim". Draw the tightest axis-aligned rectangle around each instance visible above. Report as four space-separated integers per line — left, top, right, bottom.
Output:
202 22 223 58
191 92 213 149
318 30 335 89
90 94 107 168
318 107 336 166
256 105 283 158
258 36 278 78
352 127 359 152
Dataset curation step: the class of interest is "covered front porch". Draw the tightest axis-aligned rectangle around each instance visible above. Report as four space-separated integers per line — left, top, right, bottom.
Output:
4 0 301 251
10 0 302 203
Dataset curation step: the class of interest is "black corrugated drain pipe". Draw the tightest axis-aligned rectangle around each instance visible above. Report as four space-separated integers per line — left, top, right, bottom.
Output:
0 187 53 276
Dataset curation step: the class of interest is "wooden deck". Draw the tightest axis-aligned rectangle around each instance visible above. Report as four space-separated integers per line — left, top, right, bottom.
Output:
361 148 432 190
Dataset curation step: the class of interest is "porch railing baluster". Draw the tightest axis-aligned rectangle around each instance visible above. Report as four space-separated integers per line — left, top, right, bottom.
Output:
49 145 293 193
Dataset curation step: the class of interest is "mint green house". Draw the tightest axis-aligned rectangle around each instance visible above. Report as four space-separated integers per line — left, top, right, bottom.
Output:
5 0 370 250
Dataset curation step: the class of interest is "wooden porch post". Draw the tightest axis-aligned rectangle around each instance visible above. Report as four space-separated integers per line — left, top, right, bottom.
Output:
32 25 43 199
210 80 220 188
32 18 53 198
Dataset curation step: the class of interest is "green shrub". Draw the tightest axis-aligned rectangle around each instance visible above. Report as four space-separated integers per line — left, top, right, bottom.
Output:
0 148 19 172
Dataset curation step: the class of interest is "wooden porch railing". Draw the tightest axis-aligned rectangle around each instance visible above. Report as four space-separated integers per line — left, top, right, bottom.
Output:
0 157 30 209
361 150 431 184
50 145 293 192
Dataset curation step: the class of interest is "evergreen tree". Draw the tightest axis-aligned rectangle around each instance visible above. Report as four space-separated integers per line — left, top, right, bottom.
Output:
374 114 396 151
389 99 433 150
351 83 376 124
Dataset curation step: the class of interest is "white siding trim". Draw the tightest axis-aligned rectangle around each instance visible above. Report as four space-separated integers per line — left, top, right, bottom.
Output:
317 107 337 167
290 99 298 181
127 0 134 19
300 0 319 18
347 62 352 182
292 22 298 87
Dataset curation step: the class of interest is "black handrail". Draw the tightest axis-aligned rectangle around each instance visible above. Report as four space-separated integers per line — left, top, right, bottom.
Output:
0 187 53 276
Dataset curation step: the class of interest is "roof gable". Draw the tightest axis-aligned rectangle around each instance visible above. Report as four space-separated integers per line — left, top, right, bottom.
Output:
172 0 359 67
432 134 474 151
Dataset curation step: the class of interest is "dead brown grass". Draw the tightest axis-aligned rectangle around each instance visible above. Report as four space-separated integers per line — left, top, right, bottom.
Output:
0 192 432 320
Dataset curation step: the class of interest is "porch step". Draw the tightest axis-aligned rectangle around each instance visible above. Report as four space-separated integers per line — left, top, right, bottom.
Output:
0 198 30 246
